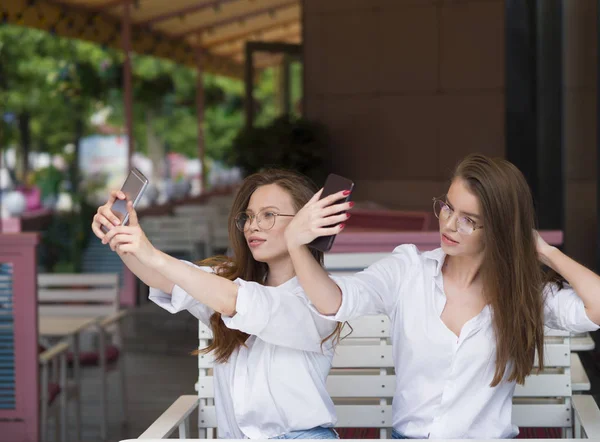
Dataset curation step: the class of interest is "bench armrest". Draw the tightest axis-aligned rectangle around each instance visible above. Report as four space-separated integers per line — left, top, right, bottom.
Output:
573 395 600 439
99 309 128 328
39 340 69 364
138 395 199 439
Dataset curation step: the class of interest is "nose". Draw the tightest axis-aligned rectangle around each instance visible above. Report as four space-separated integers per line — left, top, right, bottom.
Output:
248 214 260 231
442 212 458 232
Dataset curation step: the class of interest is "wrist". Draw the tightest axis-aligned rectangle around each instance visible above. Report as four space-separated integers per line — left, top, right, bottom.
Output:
540 245 560 268
287 239 307 255
148 247 165 270
285 232 302 251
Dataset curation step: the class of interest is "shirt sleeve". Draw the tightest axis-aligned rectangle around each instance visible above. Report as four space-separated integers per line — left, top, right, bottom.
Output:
324 244 419 321
543 282 600 333
148 261 215 326
221 280 339 354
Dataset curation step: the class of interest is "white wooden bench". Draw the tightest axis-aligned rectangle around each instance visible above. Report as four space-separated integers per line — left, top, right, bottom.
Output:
335 315 594 438
138 315 600 439
37 273 127 440
136 250 600 439
544 328 592 393
571 332 595 351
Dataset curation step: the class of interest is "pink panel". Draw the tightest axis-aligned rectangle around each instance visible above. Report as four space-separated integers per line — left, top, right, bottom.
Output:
345 209 434 231
330 230 564 253
0 218 21 233
0 233 40 442
120 266 137 307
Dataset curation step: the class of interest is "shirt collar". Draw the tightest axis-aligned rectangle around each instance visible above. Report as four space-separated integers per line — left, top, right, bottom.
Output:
422 248 447 276
423 248 493 329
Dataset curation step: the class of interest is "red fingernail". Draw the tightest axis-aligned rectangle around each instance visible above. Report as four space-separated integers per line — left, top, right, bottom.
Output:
346 213 351 218
343 190 351 196
339 223 346 229
349 201 355 208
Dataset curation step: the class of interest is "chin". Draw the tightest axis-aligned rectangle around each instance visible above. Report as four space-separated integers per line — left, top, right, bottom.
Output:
249 249 278 263
440 242 461 256
249 249 269 263
250 248 288 265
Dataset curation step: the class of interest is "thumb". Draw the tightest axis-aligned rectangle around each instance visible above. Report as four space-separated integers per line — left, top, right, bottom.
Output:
127 201 139 227
308 188 324 204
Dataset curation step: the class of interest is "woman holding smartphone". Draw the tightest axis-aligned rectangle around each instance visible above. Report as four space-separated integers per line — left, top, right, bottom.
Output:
284 153 600 439
91 169 342 439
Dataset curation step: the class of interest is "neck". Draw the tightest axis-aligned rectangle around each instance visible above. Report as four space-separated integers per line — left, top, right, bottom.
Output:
443 251 484 288
265 256 295 287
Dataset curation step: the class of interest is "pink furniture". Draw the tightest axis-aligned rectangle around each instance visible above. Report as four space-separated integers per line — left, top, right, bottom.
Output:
0 233 40 442
120 266 137 307
1 209 54 234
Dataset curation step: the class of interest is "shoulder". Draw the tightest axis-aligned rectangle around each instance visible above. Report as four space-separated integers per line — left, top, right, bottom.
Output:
389 244 437 269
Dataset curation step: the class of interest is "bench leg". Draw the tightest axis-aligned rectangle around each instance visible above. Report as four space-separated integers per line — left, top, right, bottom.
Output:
40 365 48 442
99 329 108 441
119 359 129 426
60 353 68 442
179 418 190 439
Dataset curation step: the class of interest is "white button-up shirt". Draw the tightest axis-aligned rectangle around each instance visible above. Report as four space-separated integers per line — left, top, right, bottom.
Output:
149 262 338 439
326 245 599 439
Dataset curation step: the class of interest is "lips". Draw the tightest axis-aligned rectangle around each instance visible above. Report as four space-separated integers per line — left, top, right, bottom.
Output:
247 236 266 247
442 233 459 245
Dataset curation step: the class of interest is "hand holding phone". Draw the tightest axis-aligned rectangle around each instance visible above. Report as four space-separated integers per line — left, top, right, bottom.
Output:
308 174 355 252
99 168 149 234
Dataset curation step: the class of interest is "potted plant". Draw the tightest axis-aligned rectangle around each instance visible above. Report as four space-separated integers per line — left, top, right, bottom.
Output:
32 165 64 209
226 116 330 186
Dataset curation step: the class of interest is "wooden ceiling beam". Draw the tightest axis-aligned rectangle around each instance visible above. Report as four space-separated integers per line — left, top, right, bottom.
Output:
175 0 297 38
136 0 240 27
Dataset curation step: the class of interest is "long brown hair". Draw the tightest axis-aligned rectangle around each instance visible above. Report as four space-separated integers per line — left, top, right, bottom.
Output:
194 169 344 363
453 154 545 386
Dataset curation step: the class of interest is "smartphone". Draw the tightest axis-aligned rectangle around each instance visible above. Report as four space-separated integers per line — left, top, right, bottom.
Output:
308 173 355 252
101 168 149 234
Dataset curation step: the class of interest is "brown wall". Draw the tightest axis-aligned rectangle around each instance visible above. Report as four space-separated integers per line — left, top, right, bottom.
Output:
563 0 597 268
303 0 598 266
303 0 505 210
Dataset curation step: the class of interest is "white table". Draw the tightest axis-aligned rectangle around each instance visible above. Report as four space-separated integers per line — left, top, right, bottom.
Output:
39 316 98 442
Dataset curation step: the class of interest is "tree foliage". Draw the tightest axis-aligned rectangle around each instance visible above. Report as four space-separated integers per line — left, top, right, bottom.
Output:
0 24 282 164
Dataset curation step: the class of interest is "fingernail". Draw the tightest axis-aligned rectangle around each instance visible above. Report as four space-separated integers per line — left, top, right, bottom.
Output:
343 190 351 196
349 201 355 208
346 213 351 218
339 223 346 229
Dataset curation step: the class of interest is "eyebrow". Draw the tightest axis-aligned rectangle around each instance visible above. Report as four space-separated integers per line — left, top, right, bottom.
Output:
245 206 280 214
445 197 481 219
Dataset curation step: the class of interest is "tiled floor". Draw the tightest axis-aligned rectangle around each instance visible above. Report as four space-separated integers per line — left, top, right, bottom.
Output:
45 303 600 442
46 301 201 442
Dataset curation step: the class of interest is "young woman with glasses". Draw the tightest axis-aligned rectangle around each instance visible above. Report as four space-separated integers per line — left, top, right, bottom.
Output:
91 169 342 439
284 153 600 439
